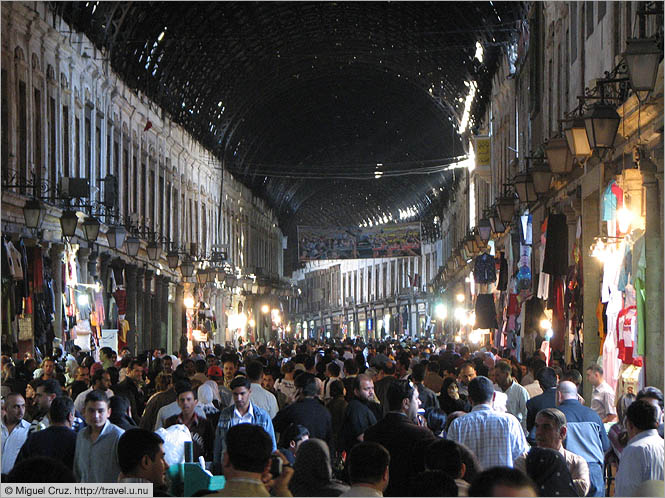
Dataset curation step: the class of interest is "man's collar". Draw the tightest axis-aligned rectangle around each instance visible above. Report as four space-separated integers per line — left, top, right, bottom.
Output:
628 429 659 444
178 412 199 425
471 403 493 412
234 402 254 419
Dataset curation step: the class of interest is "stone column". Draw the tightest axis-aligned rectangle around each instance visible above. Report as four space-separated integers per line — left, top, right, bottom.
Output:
78 246 90 284
87 250 99 282
99 252 112 328
135 266 145 353
125 264 138 355
642 168 664 390
144 269 154 351
160 277 170 349
49 243 65 340
152 274 162 350
581 191 602 403
175 283 184 355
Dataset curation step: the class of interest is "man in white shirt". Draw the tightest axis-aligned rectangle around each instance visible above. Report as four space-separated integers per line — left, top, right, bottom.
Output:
494 360 530 434
340 442 390 497
1 393 30 474
74 369 114 414
586 364 617 423
615 400 664 497
246 360 278 418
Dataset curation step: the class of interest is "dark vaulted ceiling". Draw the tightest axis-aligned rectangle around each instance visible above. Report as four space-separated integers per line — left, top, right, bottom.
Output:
52 1 526 269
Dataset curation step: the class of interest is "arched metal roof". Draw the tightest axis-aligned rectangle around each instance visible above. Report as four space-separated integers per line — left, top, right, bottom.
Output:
53 1 525 265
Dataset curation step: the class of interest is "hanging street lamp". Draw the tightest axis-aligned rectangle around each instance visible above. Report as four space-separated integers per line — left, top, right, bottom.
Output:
125 236 141 257
563 118 592 158
622 38 662 93
545 135 576 174
82 216 101 243
106 225 127 249
60 209 79 238
584 102 621 150
146 240 162 261
23 199 43 229
180 256 195 278
166 251 179 269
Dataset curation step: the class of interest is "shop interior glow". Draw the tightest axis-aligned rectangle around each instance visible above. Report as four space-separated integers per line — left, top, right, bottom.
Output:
384 313 391 323
248 318 256 328
456 293 465 303
261 304 270 314
454 307 466 321
470 330 481 344
77 294 89 306
183 296 195 309
545 329 554 340
617 207 634 233
434 304 446 320
540 319 552 330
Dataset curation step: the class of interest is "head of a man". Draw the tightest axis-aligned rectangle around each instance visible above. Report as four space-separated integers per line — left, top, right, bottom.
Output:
625 399 661 440
636 387 664 413
176 382 198 417
223 424 273 476
84 389 111 431
127 360 144 383
162 356 173 374
246 360 265 384
118 429 168 487
41 357 56 377
295 372 319 399
222 356 238 381
534 408 567 450
458 362 477 387
99 347 114 366
347 442 390 492
494 361 514 391
278 423 310 454
49 396 75 427
183 359 196 377
34 379 61 416
353 374 375 403
261 367 278 392
230 376 252 413
75 365 90 384
468 467 537 497
92 369 111 391
536 367 558 390
585 364 604 388
467 376 495 407
386 380 420 421
556 380 579 404
396 353 411 377
4 393 25 425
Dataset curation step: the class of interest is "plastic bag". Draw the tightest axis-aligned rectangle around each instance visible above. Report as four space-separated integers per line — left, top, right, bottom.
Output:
156 424 192 466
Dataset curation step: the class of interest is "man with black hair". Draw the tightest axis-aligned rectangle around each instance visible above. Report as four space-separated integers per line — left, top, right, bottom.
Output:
614 399 664 496
423 360 444 394
16 396 77 470
164 381 214 461
29 379 62 432
272 372 333 449
373 361 397 415
423 438 471 496
277 423 310 465
323 361 342 401
342 374 381 455
74 390 124 482
525 366 558 433
636 386 664 437
457 361 477 399
447 376 529 469
395 352 411 380
262 366 288 410
1 392 30 474
114 359 145 425
364 380 436 497
247 360 279 418
340 442 390 497
411 363 439 410
586 364 617 423
209 424 293 497
214 376 277 474
521 357 546 398
117 429 170 494
74 368 114 414
494 360 529 434
468 467 537 497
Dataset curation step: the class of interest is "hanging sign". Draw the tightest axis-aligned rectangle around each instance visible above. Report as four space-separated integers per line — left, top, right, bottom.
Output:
18 316 33 341
474 136 491 168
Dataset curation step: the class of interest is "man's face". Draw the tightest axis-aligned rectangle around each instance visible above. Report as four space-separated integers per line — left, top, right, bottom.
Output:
5 395 25 424
534 414 563 449
96 373 112 391
162 357 173 373
85 400 110 430
177 391 197 415
129 364 144 383
206 356 217 368
223 362 236 380
458 366 476 386
405 388 421 421
586 370 601 387
145 444 169 487
494 368 510 390
355 379 375 403
121 349 131 358
262 374 276 391
34 386 55 414
184 361 196 376
42 360 55 376
232 386 251 411
75 367 90 383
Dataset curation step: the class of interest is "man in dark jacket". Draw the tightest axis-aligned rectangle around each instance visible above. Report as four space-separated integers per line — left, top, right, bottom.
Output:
16 396 77 469
341 374 382 455
272 372 333 450
364 380 436 497
114 360 146 424
526 366 558 435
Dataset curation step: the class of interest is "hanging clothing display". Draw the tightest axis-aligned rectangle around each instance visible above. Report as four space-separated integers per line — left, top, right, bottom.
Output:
475 293 499 329
497 252 508 291
473 252 497 284
537 217 550 300
542 214 568 276
550 277 565 353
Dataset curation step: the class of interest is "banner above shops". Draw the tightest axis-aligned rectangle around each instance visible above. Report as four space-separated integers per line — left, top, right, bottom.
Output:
297 222 421 261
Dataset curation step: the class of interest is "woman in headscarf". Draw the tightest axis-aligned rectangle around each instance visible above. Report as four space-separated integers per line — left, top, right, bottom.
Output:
439 377 471 415
197 383 220 429
525 447 578 497
289 438 349 497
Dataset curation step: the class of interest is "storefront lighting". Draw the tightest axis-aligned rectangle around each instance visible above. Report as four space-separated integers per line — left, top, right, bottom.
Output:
125 236 141 257
248 318 256 328
454 307 466 321
622 37 662 93
584 102 621 150
286 324 291 333
545 135 576 174
146 241 162 261
60 209 79 238
456 293 465 303
77 294 89 306
384 313 391 324
454 334 462 343
106 226 127 249
166 251 179 269
563 118 592 158
435 303 447 320
180 256 195 278
540 319 552 330
183 296 195 309
23 199 43 229
470 330 481 344
261 304 270 314
242 278 253 292
82 216 100 243
513 172 537 204
617 207 634 233
545 329 554 340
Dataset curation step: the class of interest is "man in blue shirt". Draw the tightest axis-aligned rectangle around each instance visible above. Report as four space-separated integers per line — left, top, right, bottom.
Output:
556 381 610 497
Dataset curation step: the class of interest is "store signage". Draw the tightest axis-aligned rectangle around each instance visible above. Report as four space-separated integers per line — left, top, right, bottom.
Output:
474 136 491 168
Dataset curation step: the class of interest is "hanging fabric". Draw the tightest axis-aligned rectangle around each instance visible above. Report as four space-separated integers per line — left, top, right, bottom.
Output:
473 252 497 284
497 252 508 291
475 293 499 329
542 214 568 276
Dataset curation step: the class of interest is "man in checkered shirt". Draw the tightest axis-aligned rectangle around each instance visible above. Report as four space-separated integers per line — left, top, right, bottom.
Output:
447 376 530 469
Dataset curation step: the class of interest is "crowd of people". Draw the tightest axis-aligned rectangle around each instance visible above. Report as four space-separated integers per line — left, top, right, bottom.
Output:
1 338 663 497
